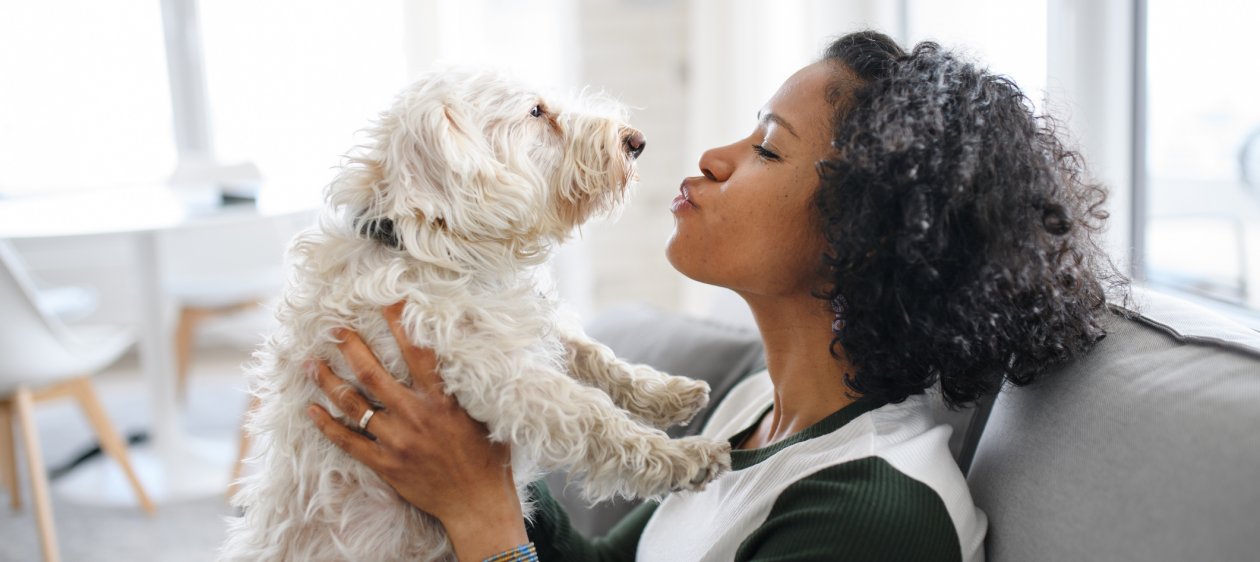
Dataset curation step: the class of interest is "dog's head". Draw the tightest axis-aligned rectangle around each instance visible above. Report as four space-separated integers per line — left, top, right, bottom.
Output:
332 68 643 257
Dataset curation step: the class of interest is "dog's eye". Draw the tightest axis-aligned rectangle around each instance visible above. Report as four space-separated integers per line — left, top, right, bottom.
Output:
530 105 544 118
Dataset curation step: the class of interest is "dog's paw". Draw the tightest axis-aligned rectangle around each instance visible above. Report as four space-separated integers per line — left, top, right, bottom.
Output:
635 370 711 429
665 375 712 426
669 436 731 492
579 434 731 502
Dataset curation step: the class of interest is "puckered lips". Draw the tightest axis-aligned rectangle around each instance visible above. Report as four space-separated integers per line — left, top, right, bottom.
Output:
671 181 697 213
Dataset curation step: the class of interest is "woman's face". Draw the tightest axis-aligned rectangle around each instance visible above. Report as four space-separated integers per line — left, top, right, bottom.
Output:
666 61 840 298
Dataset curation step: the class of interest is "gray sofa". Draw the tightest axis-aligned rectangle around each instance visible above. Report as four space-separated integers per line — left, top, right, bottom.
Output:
548 287 1260 561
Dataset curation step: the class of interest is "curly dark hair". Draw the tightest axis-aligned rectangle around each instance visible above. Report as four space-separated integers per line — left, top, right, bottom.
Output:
814 31 1126 408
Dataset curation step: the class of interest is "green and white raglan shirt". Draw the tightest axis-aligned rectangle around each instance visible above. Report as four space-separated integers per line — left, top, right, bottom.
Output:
526 370 988 561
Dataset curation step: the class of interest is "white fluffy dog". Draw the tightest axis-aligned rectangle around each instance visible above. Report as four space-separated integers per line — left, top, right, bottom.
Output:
218 69 731 562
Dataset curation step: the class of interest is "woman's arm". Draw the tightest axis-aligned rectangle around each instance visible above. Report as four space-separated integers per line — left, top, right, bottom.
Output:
306 303 527 561
527 480 655 562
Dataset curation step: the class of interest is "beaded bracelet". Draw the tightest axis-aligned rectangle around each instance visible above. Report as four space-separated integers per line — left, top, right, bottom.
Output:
482 542 538 562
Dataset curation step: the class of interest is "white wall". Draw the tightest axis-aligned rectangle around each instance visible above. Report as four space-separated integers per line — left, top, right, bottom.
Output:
568 0 690 317
906 0 1047 101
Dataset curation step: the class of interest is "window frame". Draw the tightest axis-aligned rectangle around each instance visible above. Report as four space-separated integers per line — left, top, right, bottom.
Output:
160 0 215 163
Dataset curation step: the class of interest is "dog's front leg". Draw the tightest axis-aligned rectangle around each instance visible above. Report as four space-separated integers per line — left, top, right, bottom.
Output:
559 329 711 430
444 361 730 502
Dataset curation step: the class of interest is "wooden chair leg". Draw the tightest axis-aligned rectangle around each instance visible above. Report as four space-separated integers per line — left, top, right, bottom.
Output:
69 378 156 515
177 302 261 401
13 386 60 562
174 307 204 402
0 399 19 510
227 393 261 500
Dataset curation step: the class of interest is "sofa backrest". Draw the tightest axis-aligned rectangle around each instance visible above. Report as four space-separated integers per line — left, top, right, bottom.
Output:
966 287 1260 561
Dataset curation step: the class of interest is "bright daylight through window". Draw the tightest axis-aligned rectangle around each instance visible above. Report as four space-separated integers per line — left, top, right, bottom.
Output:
1142 0 1260 315
0 2 176 194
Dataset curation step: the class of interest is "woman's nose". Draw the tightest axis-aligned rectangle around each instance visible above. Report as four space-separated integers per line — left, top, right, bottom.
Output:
698 145 733 182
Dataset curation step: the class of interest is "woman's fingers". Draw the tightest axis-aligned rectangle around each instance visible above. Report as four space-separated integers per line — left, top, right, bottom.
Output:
310 359 416 449
311 360 375 424
304 322 522 545
309 360 388 433
335 326 412 411
307 404 382 466
383 303 443 396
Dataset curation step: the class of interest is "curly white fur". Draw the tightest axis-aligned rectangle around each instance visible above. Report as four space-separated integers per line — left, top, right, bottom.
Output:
218 68 731 562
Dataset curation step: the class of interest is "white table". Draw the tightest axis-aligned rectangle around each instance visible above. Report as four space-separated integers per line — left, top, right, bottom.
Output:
0 184 318 504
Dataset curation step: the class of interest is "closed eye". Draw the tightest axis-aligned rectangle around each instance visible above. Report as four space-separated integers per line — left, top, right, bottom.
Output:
753 144 780 161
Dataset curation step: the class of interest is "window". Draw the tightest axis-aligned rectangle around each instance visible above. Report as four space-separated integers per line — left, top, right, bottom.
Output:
198 0 408 187
0 1 176 195
1140 0 1260 313
0 2 412 197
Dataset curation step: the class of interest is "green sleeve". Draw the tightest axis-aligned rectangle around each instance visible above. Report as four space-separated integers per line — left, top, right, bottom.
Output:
525 480 658 562
735 457 962 562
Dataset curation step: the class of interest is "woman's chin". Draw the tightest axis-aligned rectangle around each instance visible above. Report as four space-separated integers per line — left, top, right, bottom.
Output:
665 254 720 290
664 248 694 280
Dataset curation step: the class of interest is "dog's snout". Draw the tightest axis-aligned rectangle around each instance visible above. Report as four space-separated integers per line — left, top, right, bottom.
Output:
624 130 646 159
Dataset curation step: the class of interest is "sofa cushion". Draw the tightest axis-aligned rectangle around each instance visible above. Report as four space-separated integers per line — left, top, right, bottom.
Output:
966 287 1260 561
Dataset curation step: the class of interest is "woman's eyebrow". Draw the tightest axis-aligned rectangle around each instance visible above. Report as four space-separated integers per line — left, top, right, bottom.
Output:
757 111 800 138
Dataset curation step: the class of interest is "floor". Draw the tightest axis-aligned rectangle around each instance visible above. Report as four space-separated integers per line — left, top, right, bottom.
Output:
0 347 253 562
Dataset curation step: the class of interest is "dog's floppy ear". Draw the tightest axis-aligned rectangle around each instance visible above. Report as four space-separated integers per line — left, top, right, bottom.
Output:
379 90 537 243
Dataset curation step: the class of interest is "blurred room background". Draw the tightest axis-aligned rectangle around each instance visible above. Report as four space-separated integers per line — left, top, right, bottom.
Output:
1 0 1256 560
3 0 1259 326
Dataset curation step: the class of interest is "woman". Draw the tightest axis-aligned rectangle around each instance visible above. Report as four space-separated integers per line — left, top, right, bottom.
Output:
307 31 1119 561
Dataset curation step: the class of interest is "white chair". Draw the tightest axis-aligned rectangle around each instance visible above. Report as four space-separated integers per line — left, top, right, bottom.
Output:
158 211 311 499
161 216 287 502
0 240 155 562
163 159 274 400
161 211 305 400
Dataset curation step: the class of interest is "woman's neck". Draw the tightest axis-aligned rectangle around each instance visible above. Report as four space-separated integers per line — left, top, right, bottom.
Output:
740 292 858 449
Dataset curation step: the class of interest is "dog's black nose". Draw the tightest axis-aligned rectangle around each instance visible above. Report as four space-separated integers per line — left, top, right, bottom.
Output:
624 131 646 159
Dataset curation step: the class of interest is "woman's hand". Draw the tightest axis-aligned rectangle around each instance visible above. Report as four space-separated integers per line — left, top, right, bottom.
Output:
306 303 527 561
